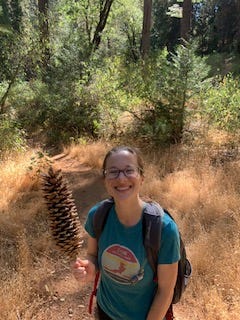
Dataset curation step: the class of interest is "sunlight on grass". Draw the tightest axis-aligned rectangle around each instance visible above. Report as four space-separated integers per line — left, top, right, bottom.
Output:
0 150 41 210
64 141 111 170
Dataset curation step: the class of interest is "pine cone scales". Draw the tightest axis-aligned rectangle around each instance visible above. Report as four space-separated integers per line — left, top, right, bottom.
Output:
42 166 82 260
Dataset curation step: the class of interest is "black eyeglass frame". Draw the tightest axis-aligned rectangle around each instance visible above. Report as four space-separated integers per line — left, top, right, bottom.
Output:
103 167 142 179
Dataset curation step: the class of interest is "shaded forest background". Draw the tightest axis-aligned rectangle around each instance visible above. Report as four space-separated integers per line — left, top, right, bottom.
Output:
0 0 240 154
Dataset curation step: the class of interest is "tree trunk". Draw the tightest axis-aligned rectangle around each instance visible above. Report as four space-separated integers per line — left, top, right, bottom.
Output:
141 0 152 59
38 0 50 73
0 62 21 114
234 0 240 53
91 0 114 51
181 0 192 41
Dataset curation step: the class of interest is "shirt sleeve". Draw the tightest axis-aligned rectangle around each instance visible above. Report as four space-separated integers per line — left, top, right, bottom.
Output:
158 213 180 264
84 203 100 238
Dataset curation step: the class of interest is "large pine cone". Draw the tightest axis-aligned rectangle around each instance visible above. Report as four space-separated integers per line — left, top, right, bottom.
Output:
42 166 82 260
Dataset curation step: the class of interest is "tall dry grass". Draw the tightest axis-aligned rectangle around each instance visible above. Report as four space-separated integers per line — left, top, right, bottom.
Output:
0 140 239 319
0 150 55 319
63 141 111 170
142 143 240 319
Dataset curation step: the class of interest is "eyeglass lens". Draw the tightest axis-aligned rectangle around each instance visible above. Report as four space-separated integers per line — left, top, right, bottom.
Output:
105 168 138 179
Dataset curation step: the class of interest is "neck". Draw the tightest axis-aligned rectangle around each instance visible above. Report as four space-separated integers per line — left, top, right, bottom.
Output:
114 197 144 227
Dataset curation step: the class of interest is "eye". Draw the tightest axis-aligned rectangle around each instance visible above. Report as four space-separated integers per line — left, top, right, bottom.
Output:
109 169 119 175
107 169 119 177
125 168 136 175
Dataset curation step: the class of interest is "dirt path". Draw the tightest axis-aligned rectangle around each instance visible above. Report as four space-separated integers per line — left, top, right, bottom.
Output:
35 154 192 320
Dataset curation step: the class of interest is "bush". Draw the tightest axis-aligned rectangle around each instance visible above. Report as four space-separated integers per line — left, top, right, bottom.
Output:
81 57 131 139
202 74 240 132
125 43 210 144
7 80 51 132
5 59 133 145
0 115 26 157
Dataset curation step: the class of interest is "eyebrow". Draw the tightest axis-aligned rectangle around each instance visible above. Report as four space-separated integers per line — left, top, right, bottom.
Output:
106 165 136 169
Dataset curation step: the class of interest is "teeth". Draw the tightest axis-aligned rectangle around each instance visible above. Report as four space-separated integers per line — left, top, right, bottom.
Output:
116 186 130 191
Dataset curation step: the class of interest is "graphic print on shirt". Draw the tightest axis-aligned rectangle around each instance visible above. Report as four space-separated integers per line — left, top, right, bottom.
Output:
101 244 141 284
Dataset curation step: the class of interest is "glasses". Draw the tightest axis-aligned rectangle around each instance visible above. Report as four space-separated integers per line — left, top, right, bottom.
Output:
104 167 141 179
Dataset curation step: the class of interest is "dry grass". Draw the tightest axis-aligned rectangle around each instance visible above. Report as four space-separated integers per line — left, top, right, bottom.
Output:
0 150 56 319
1 139 239 319
63 141 111 170
142 142 240 318
0 151 35 210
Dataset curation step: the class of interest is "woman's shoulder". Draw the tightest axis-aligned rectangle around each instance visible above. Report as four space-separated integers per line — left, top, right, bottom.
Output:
85 202 104 237
161 210 179 238
88 203 99 214
143 201 179 235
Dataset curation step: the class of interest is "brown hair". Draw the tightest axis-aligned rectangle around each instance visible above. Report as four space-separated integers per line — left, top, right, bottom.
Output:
102 146 144 177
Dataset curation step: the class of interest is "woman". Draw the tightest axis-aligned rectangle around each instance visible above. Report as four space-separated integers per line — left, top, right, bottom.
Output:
72 146 180 320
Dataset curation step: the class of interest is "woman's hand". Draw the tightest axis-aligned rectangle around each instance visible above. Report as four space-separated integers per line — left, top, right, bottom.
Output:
72 257 96 283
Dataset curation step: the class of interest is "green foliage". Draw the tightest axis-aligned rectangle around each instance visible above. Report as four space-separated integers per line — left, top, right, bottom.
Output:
43 90 100 144
126 42 210 144
6 62 130 144
101 0 142 59
0 115 26 157
73 57 133 139
151 0 180 52
202 74 240 132
0 0 22 33
1 0 240 150
5 79 97 144
193 0 240 55
206 52 240 77
0 33 16 80
0 81 8 97
0 0 25 80
160 41 210 105
7 80 51 132
0 0 22 32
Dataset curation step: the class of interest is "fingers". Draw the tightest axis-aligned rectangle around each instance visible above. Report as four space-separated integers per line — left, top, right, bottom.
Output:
72 258 90 281
74 258 89 268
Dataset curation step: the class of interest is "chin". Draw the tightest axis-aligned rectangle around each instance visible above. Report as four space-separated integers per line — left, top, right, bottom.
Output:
112 192 135 202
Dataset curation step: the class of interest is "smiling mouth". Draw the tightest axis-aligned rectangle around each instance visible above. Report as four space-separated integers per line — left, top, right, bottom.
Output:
115 186 132 191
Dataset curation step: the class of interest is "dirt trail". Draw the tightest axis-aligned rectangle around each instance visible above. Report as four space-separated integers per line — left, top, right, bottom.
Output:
35 154 193 320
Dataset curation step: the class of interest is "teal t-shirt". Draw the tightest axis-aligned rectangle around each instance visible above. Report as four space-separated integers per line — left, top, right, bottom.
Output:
85 203 180 320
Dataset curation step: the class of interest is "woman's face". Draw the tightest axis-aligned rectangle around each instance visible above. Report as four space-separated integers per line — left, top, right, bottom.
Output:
103 150 144 202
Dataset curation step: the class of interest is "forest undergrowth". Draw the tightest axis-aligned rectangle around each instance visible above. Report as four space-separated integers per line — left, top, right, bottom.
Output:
0 132 239 320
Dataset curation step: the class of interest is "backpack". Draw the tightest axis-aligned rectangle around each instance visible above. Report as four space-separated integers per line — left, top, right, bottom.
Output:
92 198 192 305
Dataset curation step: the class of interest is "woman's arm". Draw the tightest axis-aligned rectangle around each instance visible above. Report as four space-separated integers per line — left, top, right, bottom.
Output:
72 235 98 282
147 262 178 320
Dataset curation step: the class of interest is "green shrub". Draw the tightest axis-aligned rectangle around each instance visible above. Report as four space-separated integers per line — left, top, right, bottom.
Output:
202 74 240 132
206 53 240 77
0 115 26 157
8 80 51 132
125 43 210 144
69 57 135 140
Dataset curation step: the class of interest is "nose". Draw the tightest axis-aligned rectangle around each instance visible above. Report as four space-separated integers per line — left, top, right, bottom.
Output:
117 170 127 179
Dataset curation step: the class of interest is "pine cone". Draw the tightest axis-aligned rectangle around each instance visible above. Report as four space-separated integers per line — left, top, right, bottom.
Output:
41 166 82 260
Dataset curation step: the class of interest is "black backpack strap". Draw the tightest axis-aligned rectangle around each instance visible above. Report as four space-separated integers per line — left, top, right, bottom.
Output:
142 202 164 275
93 198 114 242
163 209 192 304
